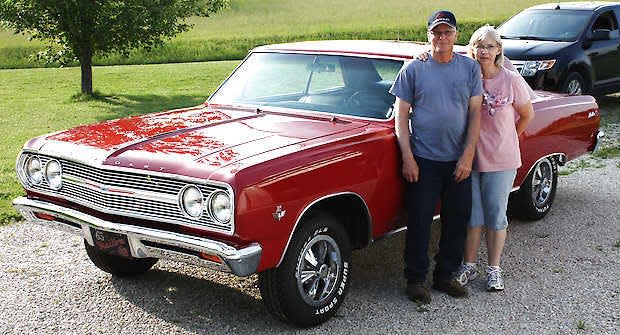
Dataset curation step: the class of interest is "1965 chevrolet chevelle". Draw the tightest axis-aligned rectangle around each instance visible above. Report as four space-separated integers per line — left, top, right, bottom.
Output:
13 40 602 327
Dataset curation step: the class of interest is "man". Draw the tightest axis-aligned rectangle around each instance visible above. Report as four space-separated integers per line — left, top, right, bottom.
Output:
389 10 482 304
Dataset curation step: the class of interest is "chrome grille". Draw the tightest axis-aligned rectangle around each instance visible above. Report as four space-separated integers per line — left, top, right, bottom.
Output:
20 153 233 234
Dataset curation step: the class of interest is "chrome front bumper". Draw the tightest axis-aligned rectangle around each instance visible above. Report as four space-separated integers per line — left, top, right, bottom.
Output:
13 197 261 277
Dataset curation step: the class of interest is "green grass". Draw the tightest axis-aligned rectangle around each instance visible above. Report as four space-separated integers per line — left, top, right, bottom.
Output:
0 61 239 225
0 0 552 68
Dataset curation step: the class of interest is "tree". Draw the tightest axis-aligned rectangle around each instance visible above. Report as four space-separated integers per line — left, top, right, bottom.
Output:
0 0 228 95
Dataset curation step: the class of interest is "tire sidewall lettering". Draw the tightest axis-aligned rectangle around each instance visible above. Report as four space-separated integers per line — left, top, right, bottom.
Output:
296 225 349 317
314 261 349 315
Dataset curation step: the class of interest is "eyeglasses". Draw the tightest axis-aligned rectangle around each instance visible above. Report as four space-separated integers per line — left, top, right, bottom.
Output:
428 29 456 38
474 44 499 51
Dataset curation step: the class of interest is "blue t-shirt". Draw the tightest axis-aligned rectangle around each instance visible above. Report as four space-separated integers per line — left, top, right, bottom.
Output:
390 53 482 162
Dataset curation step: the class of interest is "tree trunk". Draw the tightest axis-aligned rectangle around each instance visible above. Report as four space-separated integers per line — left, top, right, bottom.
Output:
79 49 93 95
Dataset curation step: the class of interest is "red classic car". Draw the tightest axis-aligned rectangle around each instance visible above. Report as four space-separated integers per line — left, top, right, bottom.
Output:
13 40 602 327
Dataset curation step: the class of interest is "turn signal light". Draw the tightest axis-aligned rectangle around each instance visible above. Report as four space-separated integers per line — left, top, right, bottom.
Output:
34 212 56 221
199 252 222 264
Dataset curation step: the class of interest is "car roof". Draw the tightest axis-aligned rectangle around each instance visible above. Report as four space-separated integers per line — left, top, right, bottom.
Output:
527 1 620 11
253 40 438 60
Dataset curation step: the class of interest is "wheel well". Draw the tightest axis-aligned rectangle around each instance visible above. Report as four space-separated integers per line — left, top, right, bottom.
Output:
522 153 565 183
301 194 371 250
565 65 591 92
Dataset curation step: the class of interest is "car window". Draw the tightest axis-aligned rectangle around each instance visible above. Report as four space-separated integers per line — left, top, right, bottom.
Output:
591 11 618 31
498 9 591 42
210 52 402 120
308 57 345 94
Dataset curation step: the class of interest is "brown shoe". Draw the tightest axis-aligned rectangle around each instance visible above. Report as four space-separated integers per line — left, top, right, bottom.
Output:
433 277 469 298
406 282 431 304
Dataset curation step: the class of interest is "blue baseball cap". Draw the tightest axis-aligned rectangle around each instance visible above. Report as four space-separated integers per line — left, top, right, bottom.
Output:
428 10 458 30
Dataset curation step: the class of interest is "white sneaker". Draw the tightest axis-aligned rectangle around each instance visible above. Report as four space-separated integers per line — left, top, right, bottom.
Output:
456 263 478 285
486 266 504 291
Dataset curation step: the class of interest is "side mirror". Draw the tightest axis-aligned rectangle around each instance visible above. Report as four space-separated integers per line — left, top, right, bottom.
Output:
590 29 611 41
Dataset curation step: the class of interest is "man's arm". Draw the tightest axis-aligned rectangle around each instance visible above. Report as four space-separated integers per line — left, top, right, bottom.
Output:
454 95 482 182
394 97 419 183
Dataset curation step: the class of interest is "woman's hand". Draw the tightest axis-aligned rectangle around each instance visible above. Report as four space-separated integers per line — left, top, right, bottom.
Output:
415 51 430 62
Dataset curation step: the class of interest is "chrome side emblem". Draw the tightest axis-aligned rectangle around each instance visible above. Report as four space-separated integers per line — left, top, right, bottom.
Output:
273 205 286 222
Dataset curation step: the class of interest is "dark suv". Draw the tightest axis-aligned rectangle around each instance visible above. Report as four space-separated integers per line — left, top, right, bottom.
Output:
498 2 620 95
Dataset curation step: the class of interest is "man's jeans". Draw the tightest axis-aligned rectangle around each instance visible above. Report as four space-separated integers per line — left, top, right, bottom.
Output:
404 156 472 283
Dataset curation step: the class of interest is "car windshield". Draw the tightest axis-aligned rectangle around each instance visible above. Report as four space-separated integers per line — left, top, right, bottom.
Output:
209 52 402 120
498 9 591 42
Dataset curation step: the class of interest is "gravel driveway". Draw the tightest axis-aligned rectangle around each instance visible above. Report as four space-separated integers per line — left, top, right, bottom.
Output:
1 157 618 335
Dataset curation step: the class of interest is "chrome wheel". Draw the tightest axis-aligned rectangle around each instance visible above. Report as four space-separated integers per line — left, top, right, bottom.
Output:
296 234 341 306
566 79 582 95
562 72 586 96
531 159 554 208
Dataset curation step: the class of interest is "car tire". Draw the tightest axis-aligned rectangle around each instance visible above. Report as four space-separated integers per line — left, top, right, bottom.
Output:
258 213 352 327
561 72 586 95
84 240 158 277
513 157 558 220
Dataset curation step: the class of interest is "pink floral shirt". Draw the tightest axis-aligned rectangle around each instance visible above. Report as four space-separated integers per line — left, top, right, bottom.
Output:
474 67 531 172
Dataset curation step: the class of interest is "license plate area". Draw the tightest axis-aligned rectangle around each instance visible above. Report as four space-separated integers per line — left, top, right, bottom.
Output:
91 228 131 258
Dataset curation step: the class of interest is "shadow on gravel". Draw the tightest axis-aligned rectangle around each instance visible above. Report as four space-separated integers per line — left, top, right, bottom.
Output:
107 269 291 332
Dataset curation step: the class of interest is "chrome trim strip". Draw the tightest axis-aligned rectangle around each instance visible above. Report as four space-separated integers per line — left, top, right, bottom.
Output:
522 153 566 182
370 215 440 243
13 197 260 277
276 191 372 267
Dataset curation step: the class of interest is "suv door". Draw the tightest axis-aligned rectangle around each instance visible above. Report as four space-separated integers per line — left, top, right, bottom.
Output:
585 9 620 88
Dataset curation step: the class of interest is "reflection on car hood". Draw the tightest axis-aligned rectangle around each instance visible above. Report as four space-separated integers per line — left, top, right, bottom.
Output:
25 105 369 178
501 39 573 59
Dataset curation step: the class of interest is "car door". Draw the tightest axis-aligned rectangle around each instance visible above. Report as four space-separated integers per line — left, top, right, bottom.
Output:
586 9 620 87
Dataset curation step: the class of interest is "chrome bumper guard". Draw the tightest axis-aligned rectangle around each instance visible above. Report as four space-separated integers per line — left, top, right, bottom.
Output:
13 197 261 277
593 130 605 152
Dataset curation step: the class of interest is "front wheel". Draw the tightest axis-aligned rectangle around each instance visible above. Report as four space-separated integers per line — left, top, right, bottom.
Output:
513 157 558 221
561 72 586 95
258 213 352 328
84 240 158 277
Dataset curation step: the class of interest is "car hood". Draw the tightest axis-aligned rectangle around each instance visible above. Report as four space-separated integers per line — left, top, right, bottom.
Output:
25 105 370 179
501 39 573 59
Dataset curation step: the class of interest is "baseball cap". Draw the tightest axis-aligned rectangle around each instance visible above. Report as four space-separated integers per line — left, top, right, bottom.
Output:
428 10 457 30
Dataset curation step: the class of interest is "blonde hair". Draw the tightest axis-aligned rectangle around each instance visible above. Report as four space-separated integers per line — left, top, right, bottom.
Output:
467 25 504 67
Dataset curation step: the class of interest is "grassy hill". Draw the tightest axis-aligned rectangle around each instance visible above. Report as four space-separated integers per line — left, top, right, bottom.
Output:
0 0 551 68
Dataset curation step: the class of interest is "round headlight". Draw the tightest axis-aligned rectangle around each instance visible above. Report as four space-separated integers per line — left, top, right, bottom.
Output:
26 156 43 185
45 159 63 190
209 191 231 223
180 185 204 218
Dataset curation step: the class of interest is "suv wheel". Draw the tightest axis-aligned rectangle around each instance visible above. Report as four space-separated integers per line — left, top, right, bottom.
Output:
561 72 586 95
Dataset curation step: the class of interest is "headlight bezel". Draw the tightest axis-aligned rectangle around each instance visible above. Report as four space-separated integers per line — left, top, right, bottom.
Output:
178 184 205 219
208 190 232 224
45 159 63 190
25 155 44 186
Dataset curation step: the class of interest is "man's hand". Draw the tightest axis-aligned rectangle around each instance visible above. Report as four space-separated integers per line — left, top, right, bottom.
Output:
402 156 419 183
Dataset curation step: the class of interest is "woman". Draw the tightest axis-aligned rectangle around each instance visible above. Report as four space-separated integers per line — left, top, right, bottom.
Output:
455 25 534 291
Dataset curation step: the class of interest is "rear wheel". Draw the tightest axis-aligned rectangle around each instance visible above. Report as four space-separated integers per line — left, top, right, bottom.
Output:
513 157 558 220
561 72 586 95
258 213 351 327
84 240 158 277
